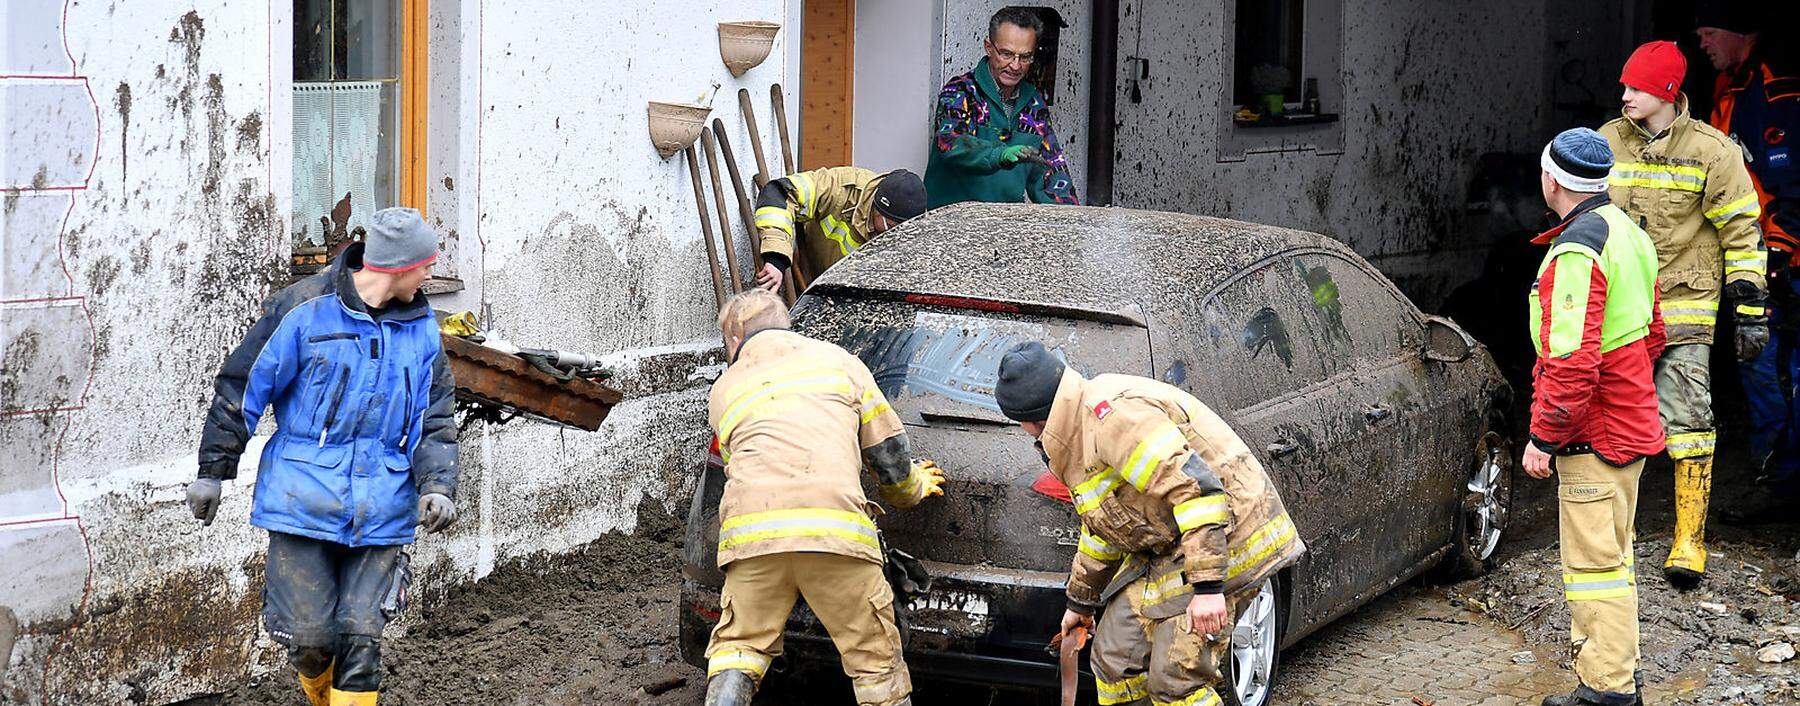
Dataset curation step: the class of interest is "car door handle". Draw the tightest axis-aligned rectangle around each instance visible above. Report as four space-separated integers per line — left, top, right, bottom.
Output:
1265 440 1299 457
1364 404 1392 423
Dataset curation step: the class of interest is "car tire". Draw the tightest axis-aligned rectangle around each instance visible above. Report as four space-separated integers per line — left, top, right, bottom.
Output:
1220 573 1286 706
1431 427 1513 582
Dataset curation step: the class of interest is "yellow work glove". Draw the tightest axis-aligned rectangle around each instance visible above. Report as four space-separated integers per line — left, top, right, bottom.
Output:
913 459 947 499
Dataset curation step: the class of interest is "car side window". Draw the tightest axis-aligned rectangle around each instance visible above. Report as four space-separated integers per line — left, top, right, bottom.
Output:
1289 253 1424 373
1188 260 1333 411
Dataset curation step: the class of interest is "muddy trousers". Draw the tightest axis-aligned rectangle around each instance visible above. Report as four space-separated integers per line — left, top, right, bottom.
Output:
1556 453 1643 702
706 551 911 705
263 532 407 706
1656 344 1716 577
1090 564 1241 706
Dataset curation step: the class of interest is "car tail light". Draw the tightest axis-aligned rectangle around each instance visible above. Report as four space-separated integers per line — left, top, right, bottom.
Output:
1032 470 1072 503
904 293 1023 314
707 436 724 470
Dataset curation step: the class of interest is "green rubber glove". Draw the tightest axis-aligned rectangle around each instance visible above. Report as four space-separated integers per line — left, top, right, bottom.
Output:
1000 145 1039 166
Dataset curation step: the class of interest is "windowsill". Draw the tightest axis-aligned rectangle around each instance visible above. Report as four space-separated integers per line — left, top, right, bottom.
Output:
1232 112 1339 129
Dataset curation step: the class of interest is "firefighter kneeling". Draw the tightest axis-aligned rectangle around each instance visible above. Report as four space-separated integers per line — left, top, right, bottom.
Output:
702 289 945 706
995 342 1304 706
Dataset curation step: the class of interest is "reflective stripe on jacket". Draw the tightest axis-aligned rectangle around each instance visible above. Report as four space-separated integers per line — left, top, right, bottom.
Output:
707 329 911 567
754 166 888 276
1527 196 1667 465
1039 371 1303 610
1601 98 1768 345
196 243 460 547
1711 39 1800 254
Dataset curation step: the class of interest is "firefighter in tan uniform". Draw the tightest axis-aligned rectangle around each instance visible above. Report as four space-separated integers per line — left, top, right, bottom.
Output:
994 342 1304 706
703 289 946 706
752 166 927 292
1599 41 1770 587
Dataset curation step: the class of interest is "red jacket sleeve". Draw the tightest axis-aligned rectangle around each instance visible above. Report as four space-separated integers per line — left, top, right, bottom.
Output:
1531 253 1609 447
1646 280 1666 361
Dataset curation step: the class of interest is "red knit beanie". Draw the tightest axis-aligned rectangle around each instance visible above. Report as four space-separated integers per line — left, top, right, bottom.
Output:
1620 41 1686 103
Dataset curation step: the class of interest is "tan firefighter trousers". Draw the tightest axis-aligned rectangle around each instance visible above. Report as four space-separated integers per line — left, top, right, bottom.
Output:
1557 452 1643 696
706 551 910 705
1090 562 1245 706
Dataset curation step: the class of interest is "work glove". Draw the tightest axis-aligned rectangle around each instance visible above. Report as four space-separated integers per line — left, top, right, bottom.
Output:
912 459 947 499
1727 279 1771 363
186 478 222 526
999 145 1039 166
418 493 456 534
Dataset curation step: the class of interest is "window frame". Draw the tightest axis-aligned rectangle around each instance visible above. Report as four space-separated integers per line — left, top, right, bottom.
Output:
289 0 430 274
1218 0 1344 161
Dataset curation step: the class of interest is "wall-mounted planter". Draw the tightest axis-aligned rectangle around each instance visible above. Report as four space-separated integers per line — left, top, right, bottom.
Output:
718 21 780 77
647 101 711 159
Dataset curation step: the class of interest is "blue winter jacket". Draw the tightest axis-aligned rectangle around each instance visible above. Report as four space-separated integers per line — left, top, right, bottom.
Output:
198 243 459 546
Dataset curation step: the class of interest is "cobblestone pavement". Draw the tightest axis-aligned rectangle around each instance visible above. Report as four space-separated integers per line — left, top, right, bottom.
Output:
1271 585 1666 706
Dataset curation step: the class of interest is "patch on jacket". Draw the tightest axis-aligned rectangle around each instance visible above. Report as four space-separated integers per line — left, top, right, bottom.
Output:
1094 401 1113 420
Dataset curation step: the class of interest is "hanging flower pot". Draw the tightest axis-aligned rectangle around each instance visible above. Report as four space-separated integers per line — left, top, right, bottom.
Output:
718 21 781 77
646 101 711 159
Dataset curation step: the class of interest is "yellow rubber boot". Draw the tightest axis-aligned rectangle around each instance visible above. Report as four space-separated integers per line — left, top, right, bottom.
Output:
1663 458 1712 588
329 688 378 706
297 666 332 706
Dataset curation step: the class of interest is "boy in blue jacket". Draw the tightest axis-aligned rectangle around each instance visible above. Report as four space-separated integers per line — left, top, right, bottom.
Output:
188 207 459 706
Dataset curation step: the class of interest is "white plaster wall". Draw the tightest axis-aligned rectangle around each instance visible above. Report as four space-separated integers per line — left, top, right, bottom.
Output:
852 0 944 173
1 1 791 703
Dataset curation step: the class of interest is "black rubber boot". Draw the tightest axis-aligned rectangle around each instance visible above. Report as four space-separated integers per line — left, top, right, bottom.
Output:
1542 688 1643 706
703 669 758 706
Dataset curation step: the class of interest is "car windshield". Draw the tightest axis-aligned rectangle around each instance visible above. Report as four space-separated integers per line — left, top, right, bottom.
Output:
793 295 1154 426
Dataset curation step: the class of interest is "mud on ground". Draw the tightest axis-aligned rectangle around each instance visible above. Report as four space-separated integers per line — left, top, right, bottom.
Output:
221 498 708 706
1448 451 1800 705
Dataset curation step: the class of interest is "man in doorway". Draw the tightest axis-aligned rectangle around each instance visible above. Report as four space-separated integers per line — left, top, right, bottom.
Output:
752 166 926 293
189 207 460 706
1600 40 1769 587
1696 0 1800 525
1525 128 1665 706
923 7 1079 208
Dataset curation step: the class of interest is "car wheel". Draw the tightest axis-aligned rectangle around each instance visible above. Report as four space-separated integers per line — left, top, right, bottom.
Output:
1433 429 1513 581
1221 575 1285 706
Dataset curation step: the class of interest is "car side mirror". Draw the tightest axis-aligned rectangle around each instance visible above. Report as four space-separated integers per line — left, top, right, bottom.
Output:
1421 316 1476 363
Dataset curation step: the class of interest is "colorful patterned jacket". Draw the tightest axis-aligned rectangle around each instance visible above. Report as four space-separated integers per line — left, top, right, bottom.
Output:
923 60 1079 208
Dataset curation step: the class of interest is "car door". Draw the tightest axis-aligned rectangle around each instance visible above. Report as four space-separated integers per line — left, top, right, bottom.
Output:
1170 254 1384 632
1289 251 1456 586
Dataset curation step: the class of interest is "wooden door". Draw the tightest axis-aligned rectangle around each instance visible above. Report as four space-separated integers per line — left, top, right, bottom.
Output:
801 0 854 169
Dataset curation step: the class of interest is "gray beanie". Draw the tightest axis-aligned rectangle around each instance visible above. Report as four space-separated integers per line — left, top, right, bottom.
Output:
996 341 1066 422
364 207 438 272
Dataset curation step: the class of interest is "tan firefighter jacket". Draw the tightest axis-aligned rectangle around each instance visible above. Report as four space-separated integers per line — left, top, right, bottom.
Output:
1039 370 1304 616
754 166 891 276
708 329 932 568
1601 98 1768 346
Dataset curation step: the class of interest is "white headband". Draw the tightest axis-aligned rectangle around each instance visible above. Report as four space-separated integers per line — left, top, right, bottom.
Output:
1541 144 1608 193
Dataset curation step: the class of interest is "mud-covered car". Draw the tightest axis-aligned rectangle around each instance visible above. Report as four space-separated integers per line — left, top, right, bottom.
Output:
679 203 1514 704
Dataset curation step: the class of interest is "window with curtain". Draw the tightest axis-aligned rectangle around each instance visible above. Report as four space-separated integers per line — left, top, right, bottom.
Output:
292 0 405 271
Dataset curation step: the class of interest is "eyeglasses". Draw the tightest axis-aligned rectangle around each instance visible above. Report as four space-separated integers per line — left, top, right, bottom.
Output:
993 49 1035 66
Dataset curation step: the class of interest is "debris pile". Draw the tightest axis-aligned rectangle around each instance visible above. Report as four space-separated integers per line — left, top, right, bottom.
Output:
1448 536 1800 704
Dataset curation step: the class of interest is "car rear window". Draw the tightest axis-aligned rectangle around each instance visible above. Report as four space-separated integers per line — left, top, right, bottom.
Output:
792 295 1153 425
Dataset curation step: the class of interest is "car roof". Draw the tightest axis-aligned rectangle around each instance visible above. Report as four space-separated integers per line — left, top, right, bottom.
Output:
809 202 1362 320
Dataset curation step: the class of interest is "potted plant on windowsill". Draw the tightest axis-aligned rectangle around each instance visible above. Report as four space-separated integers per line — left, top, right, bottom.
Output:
1251 64 1290 117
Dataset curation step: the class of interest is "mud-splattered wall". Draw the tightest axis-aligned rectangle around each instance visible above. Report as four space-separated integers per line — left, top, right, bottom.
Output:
1 0 793 703
937 0 1646 310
